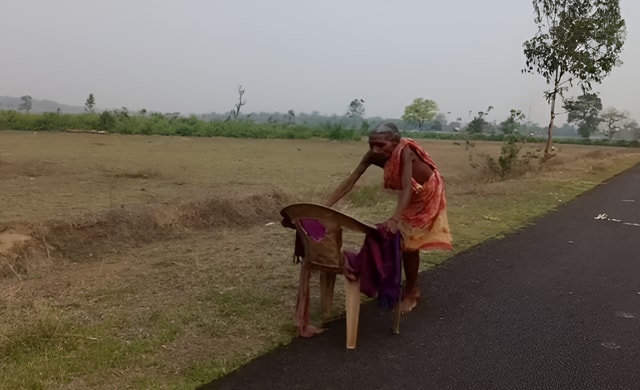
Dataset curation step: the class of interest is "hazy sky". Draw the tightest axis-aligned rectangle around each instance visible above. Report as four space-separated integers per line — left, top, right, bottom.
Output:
2 0 639 125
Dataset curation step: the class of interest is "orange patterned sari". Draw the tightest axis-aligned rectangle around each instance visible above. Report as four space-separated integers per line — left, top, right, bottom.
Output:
383 138 453 252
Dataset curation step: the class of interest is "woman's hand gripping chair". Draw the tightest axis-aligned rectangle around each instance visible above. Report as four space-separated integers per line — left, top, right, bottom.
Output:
280 203 401 349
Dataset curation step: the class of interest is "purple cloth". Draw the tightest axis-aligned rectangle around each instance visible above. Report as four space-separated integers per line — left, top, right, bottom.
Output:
299 218 326 241
293 218 327 263
343 226 402 310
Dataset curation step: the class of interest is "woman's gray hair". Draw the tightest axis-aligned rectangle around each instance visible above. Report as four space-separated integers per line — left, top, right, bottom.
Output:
370 122 401 142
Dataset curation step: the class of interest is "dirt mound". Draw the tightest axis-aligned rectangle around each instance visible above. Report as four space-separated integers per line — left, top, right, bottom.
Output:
176 190 291 229
0 228 41 278
0 232 31 255
0 231 33 276
0 190 294 279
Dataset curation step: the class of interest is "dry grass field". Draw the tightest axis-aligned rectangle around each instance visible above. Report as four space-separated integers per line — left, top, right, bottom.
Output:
0 130 638 389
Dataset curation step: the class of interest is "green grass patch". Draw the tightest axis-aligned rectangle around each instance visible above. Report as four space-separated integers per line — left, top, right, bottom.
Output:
0 300 184 389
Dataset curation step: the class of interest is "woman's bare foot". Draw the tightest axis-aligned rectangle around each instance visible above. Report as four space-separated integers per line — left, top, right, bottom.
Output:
298 324 326 338
400 288 420 314
399 297 417 314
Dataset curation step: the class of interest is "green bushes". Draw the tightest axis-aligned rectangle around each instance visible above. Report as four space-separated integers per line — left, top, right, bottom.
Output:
206 121 312 139
323 123 362 141
0 110 639 147
0 110 373 141
0 110 315 139
0 111 100 131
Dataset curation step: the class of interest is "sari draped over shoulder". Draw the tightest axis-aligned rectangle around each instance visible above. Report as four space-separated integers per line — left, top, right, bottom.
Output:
383 138 453 251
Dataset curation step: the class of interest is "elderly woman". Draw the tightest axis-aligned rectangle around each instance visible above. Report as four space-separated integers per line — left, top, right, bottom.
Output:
326 122 453 313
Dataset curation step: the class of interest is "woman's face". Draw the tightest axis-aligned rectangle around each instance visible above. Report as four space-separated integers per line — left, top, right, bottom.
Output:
368 133 397 165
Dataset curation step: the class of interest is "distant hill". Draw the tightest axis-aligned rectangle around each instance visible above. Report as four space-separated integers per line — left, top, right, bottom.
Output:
0 96 85 114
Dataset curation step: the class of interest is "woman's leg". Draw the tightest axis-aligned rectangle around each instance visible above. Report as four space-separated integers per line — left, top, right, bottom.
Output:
400 250 420 313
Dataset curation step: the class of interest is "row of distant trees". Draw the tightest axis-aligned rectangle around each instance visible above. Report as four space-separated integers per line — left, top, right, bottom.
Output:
8 88 638 142
213 83 638 140
394 97 638 141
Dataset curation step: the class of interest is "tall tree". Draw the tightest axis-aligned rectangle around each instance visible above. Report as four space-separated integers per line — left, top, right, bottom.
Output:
563 93 602 139
599 107 627 141
401 98 438 129
18 95 32 112
522 0 626 154
346 98 365 129
84 93 96 113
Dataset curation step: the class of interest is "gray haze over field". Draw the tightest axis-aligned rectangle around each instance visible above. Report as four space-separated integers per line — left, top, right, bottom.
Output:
2 0 639 125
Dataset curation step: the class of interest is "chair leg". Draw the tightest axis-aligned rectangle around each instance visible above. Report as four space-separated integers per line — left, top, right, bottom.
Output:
320 272 336 322
392 302 401 335
345 277 361 349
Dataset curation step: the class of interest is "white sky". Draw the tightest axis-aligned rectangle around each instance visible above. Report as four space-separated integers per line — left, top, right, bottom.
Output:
2 0 638 125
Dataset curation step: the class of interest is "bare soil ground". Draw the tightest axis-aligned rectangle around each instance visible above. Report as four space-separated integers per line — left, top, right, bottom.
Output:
1 130 638 389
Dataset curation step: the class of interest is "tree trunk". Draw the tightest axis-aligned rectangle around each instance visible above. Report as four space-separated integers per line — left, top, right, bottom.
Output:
545 91 557 155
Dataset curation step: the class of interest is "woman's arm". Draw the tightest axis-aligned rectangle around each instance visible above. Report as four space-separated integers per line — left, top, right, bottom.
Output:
325 151 372 207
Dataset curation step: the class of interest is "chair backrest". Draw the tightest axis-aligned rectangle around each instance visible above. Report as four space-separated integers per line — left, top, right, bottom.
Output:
281 203 376 273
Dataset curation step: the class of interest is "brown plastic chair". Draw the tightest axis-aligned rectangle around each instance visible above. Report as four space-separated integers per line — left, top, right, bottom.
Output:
280 202 401 349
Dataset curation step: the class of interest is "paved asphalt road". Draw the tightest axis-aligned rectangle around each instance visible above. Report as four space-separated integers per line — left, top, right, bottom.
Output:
201 163 639 390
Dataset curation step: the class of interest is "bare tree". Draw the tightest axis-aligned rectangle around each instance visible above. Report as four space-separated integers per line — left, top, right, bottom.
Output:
230 85 246 120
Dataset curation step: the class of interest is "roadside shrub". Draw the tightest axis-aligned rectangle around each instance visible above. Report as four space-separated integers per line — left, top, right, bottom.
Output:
470 135 541 181
33 112 66 130
324 123 359 141
0 110 19 129
0 111 39 130
97 111 116 131
175 124 194 136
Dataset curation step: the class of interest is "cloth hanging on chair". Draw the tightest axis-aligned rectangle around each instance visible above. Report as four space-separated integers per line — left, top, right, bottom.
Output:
343 226 402 310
